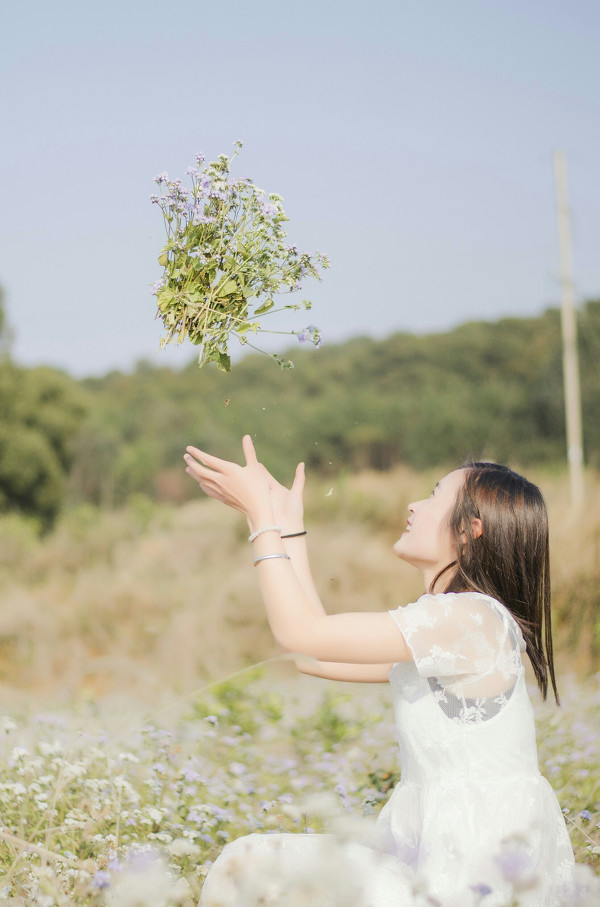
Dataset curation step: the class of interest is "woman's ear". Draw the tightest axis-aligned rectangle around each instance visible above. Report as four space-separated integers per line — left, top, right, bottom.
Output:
472 517 483 540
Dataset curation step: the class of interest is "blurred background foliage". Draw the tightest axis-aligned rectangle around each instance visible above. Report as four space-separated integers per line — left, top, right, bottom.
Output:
1 286 600 524
69 298 600 504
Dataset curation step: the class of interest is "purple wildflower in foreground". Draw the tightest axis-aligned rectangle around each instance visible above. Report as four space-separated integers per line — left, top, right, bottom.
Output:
470 882 493 899
93 870 111 889
494 839 538 891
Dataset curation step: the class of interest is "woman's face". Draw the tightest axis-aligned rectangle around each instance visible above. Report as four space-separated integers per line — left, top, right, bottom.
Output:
393 469 465 578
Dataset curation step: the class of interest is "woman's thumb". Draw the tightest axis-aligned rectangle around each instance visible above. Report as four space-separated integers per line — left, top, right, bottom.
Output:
292 462 305 493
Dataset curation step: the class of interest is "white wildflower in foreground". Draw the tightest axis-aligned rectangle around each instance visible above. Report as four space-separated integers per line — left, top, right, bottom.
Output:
105 850 189 907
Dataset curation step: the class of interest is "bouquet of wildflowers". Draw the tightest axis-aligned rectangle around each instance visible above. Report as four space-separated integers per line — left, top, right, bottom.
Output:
151 141 329 371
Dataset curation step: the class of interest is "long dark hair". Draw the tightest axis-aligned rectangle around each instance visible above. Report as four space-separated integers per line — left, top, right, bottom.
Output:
430 461 559 704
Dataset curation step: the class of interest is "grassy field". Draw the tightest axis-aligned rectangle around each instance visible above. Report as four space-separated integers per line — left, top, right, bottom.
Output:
0 668 597 905
0 465 598 903
0 464 599 701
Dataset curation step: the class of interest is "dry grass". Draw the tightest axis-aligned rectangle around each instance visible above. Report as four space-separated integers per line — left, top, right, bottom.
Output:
0 465 598 702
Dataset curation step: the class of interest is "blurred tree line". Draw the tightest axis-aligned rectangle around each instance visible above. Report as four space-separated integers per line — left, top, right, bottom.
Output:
1 286 600 525
0 288 87 526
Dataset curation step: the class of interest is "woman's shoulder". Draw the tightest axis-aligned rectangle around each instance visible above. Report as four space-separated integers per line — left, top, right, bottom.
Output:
390 591 493 625
392 592 525 648
395 590 500 611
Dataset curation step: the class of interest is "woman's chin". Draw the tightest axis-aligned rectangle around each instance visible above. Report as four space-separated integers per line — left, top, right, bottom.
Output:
393 537 410 559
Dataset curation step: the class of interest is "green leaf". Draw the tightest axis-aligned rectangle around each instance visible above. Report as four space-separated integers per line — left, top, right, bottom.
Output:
156 288 175 308
217 351 231 372
254 299 275 316
217 279 238 298
184 290 203 304
158 253 169 267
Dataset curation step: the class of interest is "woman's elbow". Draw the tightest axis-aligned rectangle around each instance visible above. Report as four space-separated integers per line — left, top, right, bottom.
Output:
273 627 314 655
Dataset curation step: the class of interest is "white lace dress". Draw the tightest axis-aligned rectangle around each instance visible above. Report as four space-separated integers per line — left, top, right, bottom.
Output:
200 592 575 906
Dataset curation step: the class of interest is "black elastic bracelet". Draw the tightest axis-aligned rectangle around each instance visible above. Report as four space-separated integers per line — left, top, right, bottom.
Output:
281 530 307 539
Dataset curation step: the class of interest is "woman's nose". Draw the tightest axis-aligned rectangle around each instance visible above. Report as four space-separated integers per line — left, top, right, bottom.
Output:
409 499 426 513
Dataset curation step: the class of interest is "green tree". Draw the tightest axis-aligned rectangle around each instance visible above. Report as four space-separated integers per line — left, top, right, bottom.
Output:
65 301 600 506
0 362 88 526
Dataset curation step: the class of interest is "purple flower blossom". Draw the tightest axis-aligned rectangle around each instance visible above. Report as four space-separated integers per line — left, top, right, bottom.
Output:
296 324 322 348
261 202 278 218
154 172 169 184
470 883 493 901
184 768 202 782
93 870 111 889
124 850 162 873
494 839 538 891
579 809 592 820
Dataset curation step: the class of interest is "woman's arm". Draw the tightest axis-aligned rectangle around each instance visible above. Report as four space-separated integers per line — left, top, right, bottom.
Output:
258 464 393 682
184 436 412 666
260 461 326 618
294 657 393 683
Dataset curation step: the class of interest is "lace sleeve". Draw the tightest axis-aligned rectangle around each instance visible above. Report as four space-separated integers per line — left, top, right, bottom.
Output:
388 592 523 681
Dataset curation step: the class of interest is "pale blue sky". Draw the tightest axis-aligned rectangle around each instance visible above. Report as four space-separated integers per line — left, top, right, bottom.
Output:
1 0 599 376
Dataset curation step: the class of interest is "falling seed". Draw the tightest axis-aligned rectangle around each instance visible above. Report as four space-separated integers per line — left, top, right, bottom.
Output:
224 395 231 406
325 488 333 497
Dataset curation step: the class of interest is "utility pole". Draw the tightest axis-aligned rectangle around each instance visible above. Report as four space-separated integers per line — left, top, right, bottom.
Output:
553 150 584 508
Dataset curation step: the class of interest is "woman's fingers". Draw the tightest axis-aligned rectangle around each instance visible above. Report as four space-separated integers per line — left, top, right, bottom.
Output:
242 434 258 466
185 437 258 472
185 445 229 473
184 455 218 480
185 462 234 503
292 462 305 495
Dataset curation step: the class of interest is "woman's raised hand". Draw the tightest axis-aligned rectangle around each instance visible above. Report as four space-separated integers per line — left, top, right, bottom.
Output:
261 461 305 534
184 435 273 529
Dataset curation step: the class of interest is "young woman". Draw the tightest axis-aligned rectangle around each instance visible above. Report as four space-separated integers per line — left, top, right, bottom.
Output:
184 436 575 906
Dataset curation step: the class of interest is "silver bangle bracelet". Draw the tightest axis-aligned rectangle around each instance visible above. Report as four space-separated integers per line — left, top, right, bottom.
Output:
248 526 281 543
253 554 291 566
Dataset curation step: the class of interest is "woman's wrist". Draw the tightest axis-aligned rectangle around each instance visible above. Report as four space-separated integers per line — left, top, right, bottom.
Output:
246 506 277 536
